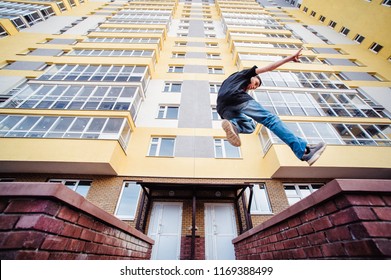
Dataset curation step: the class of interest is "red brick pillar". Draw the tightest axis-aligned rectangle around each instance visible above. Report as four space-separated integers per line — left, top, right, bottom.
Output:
233 179 391 259
0 182 154 260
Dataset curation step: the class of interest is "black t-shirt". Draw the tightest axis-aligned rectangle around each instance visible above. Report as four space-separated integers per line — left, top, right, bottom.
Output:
216 65 258 117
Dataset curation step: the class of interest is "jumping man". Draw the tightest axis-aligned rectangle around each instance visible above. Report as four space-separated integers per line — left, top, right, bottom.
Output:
217 48 326 166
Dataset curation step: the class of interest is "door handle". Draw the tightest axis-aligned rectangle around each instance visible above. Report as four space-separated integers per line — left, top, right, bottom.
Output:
158 224 163 234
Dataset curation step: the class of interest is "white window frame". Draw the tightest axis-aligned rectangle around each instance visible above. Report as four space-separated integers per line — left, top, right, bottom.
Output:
207 53 221 59
114 181 141 220
157 105 179 119
214 139 241 158
168 65 184 73
172 52 185 58
175 41 187 47
209 83 221 93
328 20 337 28
340 27 350 36
245 184 273 214
353 34 365 44
206 42 218 48
164 82 182 92
48 179 91 197
208 67 224 74
369 42 383 54
211 107 221 120
284 183 323 205
148 137 176 157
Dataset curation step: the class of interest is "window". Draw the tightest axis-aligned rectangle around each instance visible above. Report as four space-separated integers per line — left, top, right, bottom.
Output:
328 21 337 28
206 42 218 48
332 123 391 145
245 184 272 214
172 52 185 58
214 139 240 158
0 115 132 150
0 25 8 38
168 65 184 73
319 15 326 22
369 43 383 54
211 107 220 120
207 53 220 59
340 27 350 36
258 71 349 89
209 83 221 93
284 183 323 205
164 82 182 92
208 67 223 74
175 41 187 47
370 73 385 81
353 34 365 44
49 179 91 197
148 137 175 157
2 84 141 117
67 49 154 57
114 181 141 220
38 64 148 86
84 37 159 44
310 11 316 17
303 7 308 12
157 105 179 119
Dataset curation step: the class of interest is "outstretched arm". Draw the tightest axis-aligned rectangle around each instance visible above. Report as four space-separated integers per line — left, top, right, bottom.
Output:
255 48 302 75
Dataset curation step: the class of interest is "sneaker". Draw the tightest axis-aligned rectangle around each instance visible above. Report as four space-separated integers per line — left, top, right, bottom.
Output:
302 142 326 166
222 120 241 147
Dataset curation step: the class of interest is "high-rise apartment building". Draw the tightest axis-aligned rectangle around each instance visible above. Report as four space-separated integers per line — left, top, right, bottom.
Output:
0 0 390 260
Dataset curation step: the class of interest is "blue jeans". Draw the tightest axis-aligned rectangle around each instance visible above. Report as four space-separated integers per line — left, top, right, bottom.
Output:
221 100 307 159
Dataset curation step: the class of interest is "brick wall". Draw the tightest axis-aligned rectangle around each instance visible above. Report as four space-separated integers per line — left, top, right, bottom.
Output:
0 182 154 260
233 179 391 259
180 236 205 260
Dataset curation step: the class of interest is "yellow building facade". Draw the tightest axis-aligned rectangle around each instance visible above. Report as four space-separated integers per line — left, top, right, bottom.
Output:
0 0 390 260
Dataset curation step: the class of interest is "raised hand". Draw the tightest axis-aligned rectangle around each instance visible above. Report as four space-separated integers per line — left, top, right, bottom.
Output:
291 48 303 62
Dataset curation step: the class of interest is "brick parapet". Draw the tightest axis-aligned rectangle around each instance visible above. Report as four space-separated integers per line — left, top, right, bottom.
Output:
0 182 154 260
233 179 391 259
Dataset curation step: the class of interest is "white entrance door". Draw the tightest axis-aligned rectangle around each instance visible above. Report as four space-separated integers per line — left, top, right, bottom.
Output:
205 203 238 260
148 202 182 260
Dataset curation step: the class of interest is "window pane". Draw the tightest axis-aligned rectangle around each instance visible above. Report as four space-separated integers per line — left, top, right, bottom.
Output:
14 117 40 131
87 118 106 132
257 185 271 212
171 83 182 92
284 185 297 196
299 185 312 197
0 116 23 130
32 117 57 131
103 118 123 133
224 140 240 158
76 181 91 197
115 182 140 218
52 117 73 131
160 138 175 156
149 143 158 156
69 118 89 132
166 107 179 119
288 197 301 205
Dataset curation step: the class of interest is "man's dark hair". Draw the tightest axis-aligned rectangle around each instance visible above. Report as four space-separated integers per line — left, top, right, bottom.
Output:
254 75 262 85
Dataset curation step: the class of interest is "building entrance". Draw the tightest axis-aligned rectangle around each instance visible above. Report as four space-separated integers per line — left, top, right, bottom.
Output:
205 203 237 260
147 202 183 260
